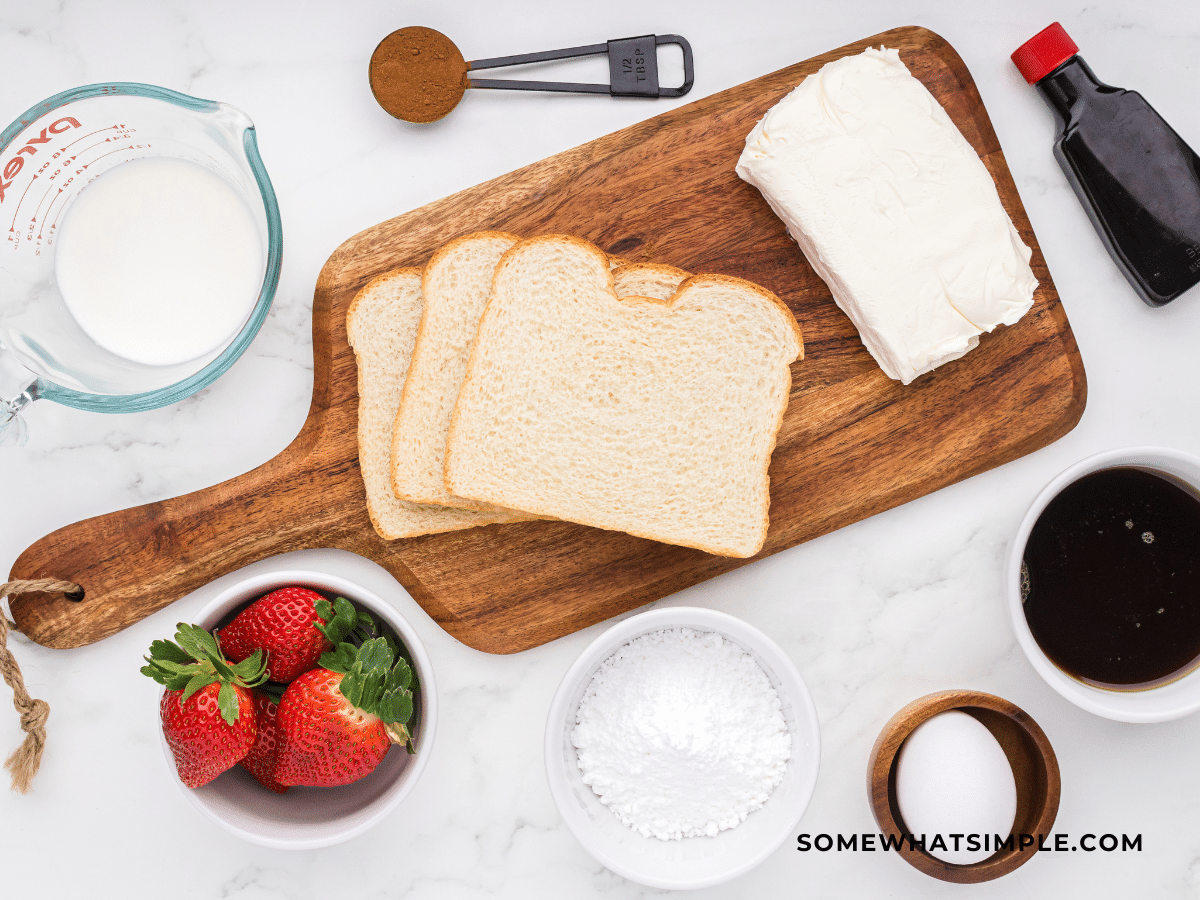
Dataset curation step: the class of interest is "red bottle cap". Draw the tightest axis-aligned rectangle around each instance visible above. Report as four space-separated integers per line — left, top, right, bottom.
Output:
1012 22 1079 84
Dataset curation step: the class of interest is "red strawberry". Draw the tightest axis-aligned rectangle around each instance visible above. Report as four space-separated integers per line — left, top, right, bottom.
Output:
217 588 362 683
159 683 257 788
142 623 269 789
274 637 416 787
238 689 289 794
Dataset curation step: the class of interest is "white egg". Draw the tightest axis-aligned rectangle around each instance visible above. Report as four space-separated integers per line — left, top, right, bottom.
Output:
894 710 1018 866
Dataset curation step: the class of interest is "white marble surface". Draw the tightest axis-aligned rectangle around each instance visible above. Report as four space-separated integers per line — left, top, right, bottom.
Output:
4 0 1200 896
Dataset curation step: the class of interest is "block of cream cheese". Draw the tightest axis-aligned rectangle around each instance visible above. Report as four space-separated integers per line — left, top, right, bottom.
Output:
736 47 1038 384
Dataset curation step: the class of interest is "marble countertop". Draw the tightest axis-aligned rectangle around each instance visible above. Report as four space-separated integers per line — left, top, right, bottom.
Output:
5 1 1200 896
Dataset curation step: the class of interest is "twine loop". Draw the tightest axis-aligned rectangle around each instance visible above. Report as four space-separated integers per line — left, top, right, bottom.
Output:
1 578 81 793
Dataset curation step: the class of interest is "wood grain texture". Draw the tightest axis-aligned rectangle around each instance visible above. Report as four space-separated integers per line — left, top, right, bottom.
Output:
8 27 1086 652
867 690 1061 883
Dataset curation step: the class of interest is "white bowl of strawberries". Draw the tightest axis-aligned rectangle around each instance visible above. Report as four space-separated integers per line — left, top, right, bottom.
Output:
143 570 436 849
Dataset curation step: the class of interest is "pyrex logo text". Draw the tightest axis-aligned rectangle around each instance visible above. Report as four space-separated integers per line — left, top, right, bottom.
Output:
0 116 81 203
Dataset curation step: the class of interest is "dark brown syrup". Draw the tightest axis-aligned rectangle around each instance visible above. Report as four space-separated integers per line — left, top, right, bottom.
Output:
1035 56 1200 307
1022 467 1200 689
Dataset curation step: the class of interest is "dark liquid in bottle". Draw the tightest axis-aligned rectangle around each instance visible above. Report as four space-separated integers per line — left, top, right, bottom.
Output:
1037 58 1200 306
1022 467 1200 688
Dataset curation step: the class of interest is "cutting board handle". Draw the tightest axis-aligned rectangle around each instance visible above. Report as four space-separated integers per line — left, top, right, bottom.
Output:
6 419 349 649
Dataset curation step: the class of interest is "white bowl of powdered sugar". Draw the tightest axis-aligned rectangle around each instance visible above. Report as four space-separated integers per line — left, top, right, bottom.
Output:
545 606 821 889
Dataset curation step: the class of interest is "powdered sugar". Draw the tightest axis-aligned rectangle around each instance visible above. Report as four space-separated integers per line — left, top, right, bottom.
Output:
570 626 792 841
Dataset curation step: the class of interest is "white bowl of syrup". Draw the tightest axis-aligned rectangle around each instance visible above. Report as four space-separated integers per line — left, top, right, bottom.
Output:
1008 446 1200 722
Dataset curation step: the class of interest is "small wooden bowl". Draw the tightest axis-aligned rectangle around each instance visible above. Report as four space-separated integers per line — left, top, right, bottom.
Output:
867 690 1060 884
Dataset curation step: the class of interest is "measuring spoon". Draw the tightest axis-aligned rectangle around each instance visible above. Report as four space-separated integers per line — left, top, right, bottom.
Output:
368 27 694 123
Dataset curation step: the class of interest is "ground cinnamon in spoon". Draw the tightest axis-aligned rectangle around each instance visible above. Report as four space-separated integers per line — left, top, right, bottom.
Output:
369 26 469 123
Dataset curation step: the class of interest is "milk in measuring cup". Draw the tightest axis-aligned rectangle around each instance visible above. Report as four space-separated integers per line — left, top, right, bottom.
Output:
54 157 263 366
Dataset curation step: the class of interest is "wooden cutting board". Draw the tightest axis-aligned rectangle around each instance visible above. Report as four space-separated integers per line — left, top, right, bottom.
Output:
9 26 1085 653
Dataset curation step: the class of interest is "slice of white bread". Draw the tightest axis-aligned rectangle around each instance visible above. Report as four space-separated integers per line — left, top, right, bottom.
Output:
391 232 524 510
392 239 691 511
444 235 804 558
347 268 530 539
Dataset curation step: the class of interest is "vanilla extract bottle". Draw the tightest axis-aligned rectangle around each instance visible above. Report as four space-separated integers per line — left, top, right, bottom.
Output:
1012 23 1200 306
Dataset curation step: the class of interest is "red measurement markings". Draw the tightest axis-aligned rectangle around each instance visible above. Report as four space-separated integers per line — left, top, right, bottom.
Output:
9 176 39 232
14 141 139 244
67 138 118 166
60 124 122 152
35 145 135 239
47 195 70 233
83 144 135 170
4 129 113 232
43 194 72 247
38 189 67 240
30 177 59 223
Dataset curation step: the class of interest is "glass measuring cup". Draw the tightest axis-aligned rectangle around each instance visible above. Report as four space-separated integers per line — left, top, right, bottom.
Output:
0 83 282 445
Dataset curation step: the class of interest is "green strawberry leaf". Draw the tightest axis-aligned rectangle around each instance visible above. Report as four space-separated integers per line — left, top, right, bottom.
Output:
140 661 189 689
230 649 268 683
143 657 193 677
216 681 240 726
339 668 366 709
356 637 393 672
386 657 412 693
334 596 363 634
142 623 268 695
314 596 365 647
169 626 203 661
143 661 198 692
213 658 239 683
328 637 416 730
352 610 378 642
347 638 392 712
376 689 413 725
174 623 221 664
318 642 358 674
146 639 192 665
180 668 218 704
164 672 194 691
